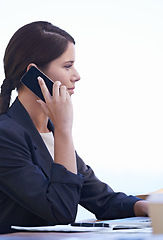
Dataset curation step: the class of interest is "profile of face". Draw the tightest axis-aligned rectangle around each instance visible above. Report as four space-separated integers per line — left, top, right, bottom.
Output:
1 21 80 115
40 42 80 96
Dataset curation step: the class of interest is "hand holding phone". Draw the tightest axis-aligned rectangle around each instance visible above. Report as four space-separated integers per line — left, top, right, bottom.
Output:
21 65 73 131
37 77 73 130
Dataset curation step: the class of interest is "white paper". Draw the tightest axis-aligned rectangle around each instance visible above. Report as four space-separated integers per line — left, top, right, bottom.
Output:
100 216 151 227
11 225 105 232
11 217 152 233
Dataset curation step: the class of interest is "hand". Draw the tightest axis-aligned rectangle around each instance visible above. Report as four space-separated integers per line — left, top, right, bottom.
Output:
134 200 148 216
37 76 77 174
37 77 73 133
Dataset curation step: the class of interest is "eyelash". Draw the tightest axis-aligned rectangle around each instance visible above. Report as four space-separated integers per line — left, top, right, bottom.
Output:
64 64 72 69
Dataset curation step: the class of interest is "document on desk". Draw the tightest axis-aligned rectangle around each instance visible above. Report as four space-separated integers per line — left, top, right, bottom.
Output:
11 217 152 233
99 216 151 228
98 216 152 233
11 224 107 232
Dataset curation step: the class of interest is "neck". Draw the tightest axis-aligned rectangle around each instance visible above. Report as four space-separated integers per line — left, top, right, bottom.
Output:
18 88 49 133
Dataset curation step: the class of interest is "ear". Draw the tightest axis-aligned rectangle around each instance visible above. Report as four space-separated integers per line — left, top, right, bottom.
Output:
26 63 37 72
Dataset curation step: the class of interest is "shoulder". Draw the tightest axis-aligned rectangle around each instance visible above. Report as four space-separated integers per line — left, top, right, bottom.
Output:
0 112 16 127
0 112 25 132
0 113 34 164
0 113 31 143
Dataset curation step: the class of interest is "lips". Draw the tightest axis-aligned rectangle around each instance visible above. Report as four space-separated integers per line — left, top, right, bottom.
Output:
67 86 75 94
67 87 75 90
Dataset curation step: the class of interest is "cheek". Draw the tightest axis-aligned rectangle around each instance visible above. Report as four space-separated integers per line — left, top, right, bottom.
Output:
45 67 70 86
53 71 70 86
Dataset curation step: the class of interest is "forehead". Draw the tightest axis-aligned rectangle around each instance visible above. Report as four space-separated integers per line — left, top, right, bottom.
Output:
58 42 75 61
46 42 75 69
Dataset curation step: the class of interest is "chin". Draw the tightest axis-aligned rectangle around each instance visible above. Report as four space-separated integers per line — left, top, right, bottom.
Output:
68 91 74 96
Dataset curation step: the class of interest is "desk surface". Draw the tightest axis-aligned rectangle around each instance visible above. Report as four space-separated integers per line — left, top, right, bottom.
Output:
0 231 161 240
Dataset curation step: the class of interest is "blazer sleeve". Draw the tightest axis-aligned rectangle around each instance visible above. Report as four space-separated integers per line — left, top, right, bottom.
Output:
0 123 84 225
76 152 141 220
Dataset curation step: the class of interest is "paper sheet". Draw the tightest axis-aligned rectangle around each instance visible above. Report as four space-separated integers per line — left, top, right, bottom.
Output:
11 225 105 232
11 217 152 233
99 216 151 227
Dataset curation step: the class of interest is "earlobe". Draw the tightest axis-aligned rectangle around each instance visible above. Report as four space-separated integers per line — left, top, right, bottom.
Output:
26 63 37 72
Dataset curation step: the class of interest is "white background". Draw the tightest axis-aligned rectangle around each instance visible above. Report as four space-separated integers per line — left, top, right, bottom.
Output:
1 0 163 220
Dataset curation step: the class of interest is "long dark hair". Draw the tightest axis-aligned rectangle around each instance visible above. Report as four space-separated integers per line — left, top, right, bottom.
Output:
0 21 75 115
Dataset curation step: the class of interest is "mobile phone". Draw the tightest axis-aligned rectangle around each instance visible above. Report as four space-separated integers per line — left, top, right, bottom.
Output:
21 66 54 102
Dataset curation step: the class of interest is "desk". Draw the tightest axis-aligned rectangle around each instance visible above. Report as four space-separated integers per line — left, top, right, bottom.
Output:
0 231 162 240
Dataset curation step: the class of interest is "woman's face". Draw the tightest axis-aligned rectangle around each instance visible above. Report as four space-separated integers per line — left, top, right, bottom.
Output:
42 42 80 96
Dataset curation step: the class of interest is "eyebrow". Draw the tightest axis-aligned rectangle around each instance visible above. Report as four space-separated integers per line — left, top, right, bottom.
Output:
64 60 74 64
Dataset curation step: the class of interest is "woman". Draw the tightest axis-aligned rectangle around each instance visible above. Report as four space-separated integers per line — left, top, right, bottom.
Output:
0 21 148 234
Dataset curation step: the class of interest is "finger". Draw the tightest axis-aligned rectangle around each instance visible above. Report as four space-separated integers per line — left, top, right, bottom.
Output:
66 90 71 100
38 76 51 102
53 81 61 98
60 85 67 101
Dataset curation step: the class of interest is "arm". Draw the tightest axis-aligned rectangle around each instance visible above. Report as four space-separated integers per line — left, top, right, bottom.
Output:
38 78 77 174
54 129 76 174
134 200 148 216
76 153 148 219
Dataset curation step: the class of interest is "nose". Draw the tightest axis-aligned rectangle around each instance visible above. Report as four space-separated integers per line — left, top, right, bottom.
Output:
71 68 81 82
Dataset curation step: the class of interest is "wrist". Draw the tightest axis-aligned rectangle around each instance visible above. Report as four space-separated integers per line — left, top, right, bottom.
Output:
54 127 76 174
54 126 72 137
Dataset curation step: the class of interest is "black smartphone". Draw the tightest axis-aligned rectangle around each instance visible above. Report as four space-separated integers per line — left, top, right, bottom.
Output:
21 66 54 102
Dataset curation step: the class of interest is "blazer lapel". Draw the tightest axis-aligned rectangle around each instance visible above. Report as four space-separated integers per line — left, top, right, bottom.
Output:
7 98 54 178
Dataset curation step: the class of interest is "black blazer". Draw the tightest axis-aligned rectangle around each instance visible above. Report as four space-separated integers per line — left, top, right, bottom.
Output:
0 98 140 233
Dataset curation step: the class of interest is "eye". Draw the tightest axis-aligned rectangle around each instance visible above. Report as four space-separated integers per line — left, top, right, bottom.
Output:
64 64 72 69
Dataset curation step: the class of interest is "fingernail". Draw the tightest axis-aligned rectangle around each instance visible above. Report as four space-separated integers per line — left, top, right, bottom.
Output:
56 81 61 85
38 76 43 82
